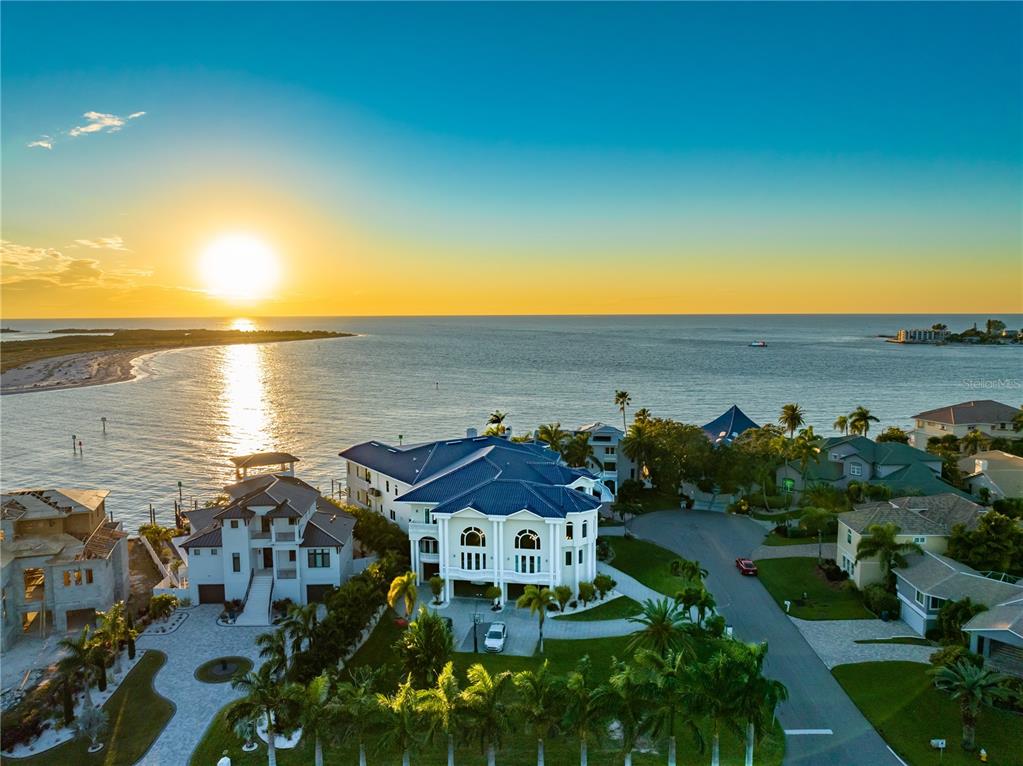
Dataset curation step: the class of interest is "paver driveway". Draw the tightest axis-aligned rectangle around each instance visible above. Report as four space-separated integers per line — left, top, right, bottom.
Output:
628 510 903 766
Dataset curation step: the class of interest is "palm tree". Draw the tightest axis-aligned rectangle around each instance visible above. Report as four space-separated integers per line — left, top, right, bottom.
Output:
516 585 557 654
331 667 379 766
561 432 594 468
614 390 632 432
621 421 656 478
729 642 788 766
88 638 111 693
417 661 462 766
634 407 652 424
376 675 422 766
256 629 290 679
848 406 879 437
562 656 604 766
855 523 923 587
627 598 690 656
960 430 988 456
1013 406 1023 433
57 628 95 710
388 571 419 618
514 660 566 766
930 660 1011 751
227 664 303 766
300 673 335 766
396 606 454 687
635 649 699 766
487 410 508 436
790 427 821 475
832 415 849 435
460 664 513 766
96 601 128 677
281 602 319 655
692 588 717 625
778 404 805 439
537 422 569 450
597 659 650 766
686 649 745 766
669 558 708 583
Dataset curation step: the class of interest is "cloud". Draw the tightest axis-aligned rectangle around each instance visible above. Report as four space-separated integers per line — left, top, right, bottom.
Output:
26 110 145 149
128 111 146 120
1 239 149 290
72 236 132 252
27 136 53 150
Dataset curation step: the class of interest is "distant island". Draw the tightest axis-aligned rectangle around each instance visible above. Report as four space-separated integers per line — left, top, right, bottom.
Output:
49 328 120 333
0 328 353 394
888 319 1020 346
0 327 21 333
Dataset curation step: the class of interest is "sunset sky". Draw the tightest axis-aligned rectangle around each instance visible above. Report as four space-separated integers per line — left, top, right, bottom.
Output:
2 2 1021 318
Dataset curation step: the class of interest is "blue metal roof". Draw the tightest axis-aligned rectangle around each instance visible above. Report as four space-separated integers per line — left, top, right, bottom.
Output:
430 479 601 518
701 405 760 445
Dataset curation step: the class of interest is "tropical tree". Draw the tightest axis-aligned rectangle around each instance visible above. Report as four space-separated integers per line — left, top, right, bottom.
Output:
692 588 717 625
621 421 656 479
778 404 805 439
832 415 849 435
429 575 445 604
960 430 989 456
724 642 788 766
255 628 290 679
855 523 923 587
331 667 380 766
57 628 95 710
627 598 691 656
635 648 699 766
561 432 595 468
554 584 573 612
930 660 1011 751
227 664 303 766
514 660 566 766
597 659 650 766
281 602 319 655
670 558 708 583
614 390 632 432
686 649 745 766
73 705 108 752
516 585 557 653
562 656 604 766
876 426 910 444
88 638 110 693
460 664 514 766
577 581 596 606
486 410 508 436
634 407 652 424
388 571 419 618
537 422 569 450
299 673 335 766
789 427 820 475
395 606 453 687
848 406 879 437
376 675 422 766
417 661 462 766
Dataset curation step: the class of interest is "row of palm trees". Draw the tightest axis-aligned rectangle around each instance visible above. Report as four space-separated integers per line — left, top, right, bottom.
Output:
779 403 880 439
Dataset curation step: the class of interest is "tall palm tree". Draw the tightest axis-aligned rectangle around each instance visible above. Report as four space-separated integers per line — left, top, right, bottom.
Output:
789 427 821 475
331 667 379 766
597 659 650 766
255 629 290 679
388 571 419 618
562 656 603 766
692 588 717 625
562 432 595 468
376 675 422 766
396 606 453 687
778 404 805 439
930 660 1011 752
669 558 708 583
57 628 95 710
621 421 656 478
300 673 335 766
417 661 462 766
227 664 303 766
848 406 879 437
516 585 557 654
685 649 745 766
487 410 508 436
536 422 569 450
832 415 849 435
513 660 566 766
614 391 632 433
634 407 652 424
627 598 690 656
281 602 319 655
97 601 128 677
635 649 699 766
729 642 788 766
855 523 923 587
460 664 513 766
88 638 111 693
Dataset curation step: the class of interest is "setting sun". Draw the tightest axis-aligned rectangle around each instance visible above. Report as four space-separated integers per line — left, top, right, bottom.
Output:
199 234 280 302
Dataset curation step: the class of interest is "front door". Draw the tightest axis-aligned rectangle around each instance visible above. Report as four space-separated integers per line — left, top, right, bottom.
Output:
262 548 273 569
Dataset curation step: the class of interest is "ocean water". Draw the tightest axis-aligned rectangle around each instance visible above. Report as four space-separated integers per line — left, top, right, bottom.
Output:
0 314 1019 531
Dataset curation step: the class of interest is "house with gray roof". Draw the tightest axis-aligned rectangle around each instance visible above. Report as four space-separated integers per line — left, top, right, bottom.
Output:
573 421 637 494
180 456 356 624
340 432 612 604
963 598 1023 678
909 400 1020 449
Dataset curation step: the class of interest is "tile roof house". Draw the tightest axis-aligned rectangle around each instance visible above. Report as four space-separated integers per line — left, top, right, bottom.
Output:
835 493 986 588
957 450 1023 501
909 400 1020 448
340 433 612 603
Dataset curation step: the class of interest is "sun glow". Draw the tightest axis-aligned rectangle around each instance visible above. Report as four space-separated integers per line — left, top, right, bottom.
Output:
199 234 280 302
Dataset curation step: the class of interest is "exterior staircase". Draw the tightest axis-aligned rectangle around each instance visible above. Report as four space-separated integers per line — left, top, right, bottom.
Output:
235 574 273 626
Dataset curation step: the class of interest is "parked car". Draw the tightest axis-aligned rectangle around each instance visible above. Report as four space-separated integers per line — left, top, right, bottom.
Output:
484 622 507 652
735 558 758 576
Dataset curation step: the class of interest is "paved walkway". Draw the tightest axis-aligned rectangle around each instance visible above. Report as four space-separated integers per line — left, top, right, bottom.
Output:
791 618 934 669
135 605 267 765
753 542 837 560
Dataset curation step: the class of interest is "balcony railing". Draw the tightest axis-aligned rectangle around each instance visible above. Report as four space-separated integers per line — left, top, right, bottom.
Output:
251 531 271 540
277 568 297 580
275 531 296 542
408 521 439 537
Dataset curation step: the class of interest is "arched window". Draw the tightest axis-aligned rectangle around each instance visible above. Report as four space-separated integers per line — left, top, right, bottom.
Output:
515 530 541 550
460 527 485 547
566 522 574 541
419 537 439 554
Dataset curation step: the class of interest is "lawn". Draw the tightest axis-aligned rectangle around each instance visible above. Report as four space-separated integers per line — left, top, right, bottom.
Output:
626 488 683 514
554 595 643 621
762 532 835 548
755 557 873 620
3 650 173 766
833 661 1022 766
605 536 685 597
190 619 786 766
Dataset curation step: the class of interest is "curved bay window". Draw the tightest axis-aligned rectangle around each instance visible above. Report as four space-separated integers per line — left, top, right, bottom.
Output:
459 526 487 571
514 528 542 574
418 537 439 555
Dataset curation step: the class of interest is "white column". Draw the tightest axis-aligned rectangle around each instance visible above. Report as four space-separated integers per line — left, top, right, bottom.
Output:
495 519 505 603
546 521 557 590
553 523 562 589
439 518 452 601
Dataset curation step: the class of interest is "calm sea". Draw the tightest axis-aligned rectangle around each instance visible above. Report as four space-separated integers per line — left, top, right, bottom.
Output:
1 315 1019 530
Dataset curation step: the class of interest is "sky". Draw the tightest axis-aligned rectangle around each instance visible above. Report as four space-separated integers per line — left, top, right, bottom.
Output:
2 1 1021 318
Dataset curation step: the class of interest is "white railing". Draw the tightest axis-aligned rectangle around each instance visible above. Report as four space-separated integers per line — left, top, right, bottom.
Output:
408 521 439 537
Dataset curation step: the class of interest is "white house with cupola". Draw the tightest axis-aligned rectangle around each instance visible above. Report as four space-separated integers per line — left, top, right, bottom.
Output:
340 433 612 604
179 453 356 624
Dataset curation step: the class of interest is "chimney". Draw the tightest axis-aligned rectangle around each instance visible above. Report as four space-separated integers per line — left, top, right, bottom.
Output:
975 459 988 473
466 427 477 438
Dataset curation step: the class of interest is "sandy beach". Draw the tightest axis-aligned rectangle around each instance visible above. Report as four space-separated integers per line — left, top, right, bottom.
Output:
0 348 156 395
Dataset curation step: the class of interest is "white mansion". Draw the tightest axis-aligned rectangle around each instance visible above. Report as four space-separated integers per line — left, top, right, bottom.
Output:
180 453 356 623
341 432 613 604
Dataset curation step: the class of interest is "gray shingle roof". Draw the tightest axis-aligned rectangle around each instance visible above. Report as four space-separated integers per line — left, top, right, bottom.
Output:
912 400 1020 425
180 523 223 549
300 509 356 548
895 552 1023 606
229 451 300 468
839 494 985 536
963 600 1023 639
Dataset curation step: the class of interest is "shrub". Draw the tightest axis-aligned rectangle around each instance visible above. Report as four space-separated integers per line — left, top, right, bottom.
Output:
484 585 502 603
428 575 445 603
817 559 848 582
935 598 988 646
705 614 726 638
148 594 178 621
728 498 751 515
577 582 596 606
0 683 55 751
596 538 612 561
929 644 983 668
861 584 899 616
593 574 615 600
554 585 573 612
617 479 645 503
346 504 410 562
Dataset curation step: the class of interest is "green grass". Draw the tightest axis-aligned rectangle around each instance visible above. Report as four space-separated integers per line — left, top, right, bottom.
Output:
2 650 173 766
194 656 254 684
833 661 1023 766
751 509 800 522
755 557 873 620
554 596 643 621
853 637 934 647
605 537 684 597
628 488 683 514
762 532 836 547
190 620 785 766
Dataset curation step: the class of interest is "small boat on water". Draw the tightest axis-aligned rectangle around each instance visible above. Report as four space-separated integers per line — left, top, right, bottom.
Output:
749 340 767 347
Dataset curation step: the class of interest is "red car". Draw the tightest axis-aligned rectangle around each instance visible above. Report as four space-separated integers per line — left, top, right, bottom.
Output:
735 558 758 576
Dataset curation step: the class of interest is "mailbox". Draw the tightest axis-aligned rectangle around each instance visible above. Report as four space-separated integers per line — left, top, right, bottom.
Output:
930 739 946 749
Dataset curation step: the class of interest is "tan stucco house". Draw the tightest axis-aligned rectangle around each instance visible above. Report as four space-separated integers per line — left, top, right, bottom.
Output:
909 400 1020 449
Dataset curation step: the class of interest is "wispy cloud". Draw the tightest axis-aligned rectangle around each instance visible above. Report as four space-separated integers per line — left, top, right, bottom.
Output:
26 110 145 150
72 236 132 252
27 136 54 150
0 239 150 289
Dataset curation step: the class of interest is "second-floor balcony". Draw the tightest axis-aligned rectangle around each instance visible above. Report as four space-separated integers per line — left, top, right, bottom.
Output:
251 531 271 540
274 531 296 542
408 521 439 538
277 568 297 580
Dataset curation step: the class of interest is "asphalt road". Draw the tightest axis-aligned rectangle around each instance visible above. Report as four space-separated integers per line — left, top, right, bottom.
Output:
628 510 903 766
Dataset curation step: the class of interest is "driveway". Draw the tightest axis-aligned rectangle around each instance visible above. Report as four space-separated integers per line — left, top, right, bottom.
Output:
628 510 903 766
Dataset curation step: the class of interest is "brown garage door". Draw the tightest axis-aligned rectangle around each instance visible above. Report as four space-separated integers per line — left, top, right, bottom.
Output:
197 584 225 604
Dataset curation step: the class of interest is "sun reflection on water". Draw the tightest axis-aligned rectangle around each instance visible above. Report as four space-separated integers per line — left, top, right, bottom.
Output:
231 317 257 332
219 342 272 456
